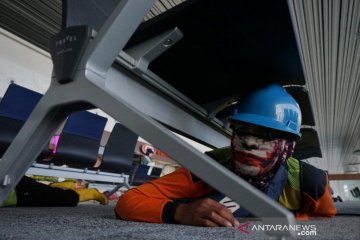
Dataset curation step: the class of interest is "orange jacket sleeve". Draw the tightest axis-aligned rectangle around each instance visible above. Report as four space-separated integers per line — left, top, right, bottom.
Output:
115 167 213 223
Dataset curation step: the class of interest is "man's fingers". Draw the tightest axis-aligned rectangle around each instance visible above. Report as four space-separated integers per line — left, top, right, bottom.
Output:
217 207 238 225
200 218 220 227
175 198 239 227
202 198 237 227
204 211 233 227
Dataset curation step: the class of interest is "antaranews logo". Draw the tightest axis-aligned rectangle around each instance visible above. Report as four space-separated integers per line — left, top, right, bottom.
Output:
237 222 251 234
237 222 317 236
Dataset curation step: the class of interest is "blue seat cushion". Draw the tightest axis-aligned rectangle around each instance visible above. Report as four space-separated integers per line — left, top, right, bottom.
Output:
63 111 107 141
0 84 42 121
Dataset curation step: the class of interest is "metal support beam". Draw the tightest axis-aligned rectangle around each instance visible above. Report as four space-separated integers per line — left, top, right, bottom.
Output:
83 0 156 77
26 163 130 184
0 0 296 238
101 66 230 148
117 51 231 143
125 27 183 72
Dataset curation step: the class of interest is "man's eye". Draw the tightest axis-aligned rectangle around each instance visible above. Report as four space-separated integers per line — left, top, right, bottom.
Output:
265 133 274 138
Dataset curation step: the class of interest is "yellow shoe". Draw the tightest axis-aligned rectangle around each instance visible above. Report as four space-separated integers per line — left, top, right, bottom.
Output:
74 188 109 205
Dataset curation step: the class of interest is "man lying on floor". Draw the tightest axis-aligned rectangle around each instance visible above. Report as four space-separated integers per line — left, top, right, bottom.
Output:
2 176 108 207
115 84 336 227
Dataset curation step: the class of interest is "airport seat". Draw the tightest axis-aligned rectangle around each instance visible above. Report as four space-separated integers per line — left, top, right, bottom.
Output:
1 0 307 227
130 164 152 186
0 83 44 157
0 117 24 157
98 123 138 174
149 166 162 178
130 164 162 186
51 111 107 168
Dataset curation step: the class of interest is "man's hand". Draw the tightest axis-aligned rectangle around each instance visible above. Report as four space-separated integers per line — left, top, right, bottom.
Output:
174 198 240 227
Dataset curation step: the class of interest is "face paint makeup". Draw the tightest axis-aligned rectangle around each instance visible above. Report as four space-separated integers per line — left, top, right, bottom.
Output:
230 131 295 191
231 134 287 176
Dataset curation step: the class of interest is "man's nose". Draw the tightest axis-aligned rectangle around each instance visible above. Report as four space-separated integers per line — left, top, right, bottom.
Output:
242 136 259 150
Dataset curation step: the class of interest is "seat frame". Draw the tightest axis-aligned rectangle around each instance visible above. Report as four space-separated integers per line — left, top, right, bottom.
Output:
0 1 295 238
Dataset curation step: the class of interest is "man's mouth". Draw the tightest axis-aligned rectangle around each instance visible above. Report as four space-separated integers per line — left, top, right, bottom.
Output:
235 150 272 165
233 143 273 158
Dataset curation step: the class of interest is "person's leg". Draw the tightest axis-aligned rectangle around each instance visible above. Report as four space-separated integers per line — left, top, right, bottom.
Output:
49 181 77 190
50 180 108 205
16 176 79 207
49 180 89 190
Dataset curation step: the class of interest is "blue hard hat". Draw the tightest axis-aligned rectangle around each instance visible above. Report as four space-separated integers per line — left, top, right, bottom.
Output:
229 84 302 138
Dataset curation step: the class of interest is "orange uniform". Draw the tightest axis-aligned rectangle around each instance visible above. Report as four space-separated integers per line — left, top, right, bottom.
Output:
115 149 336 223
115 168 213 223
